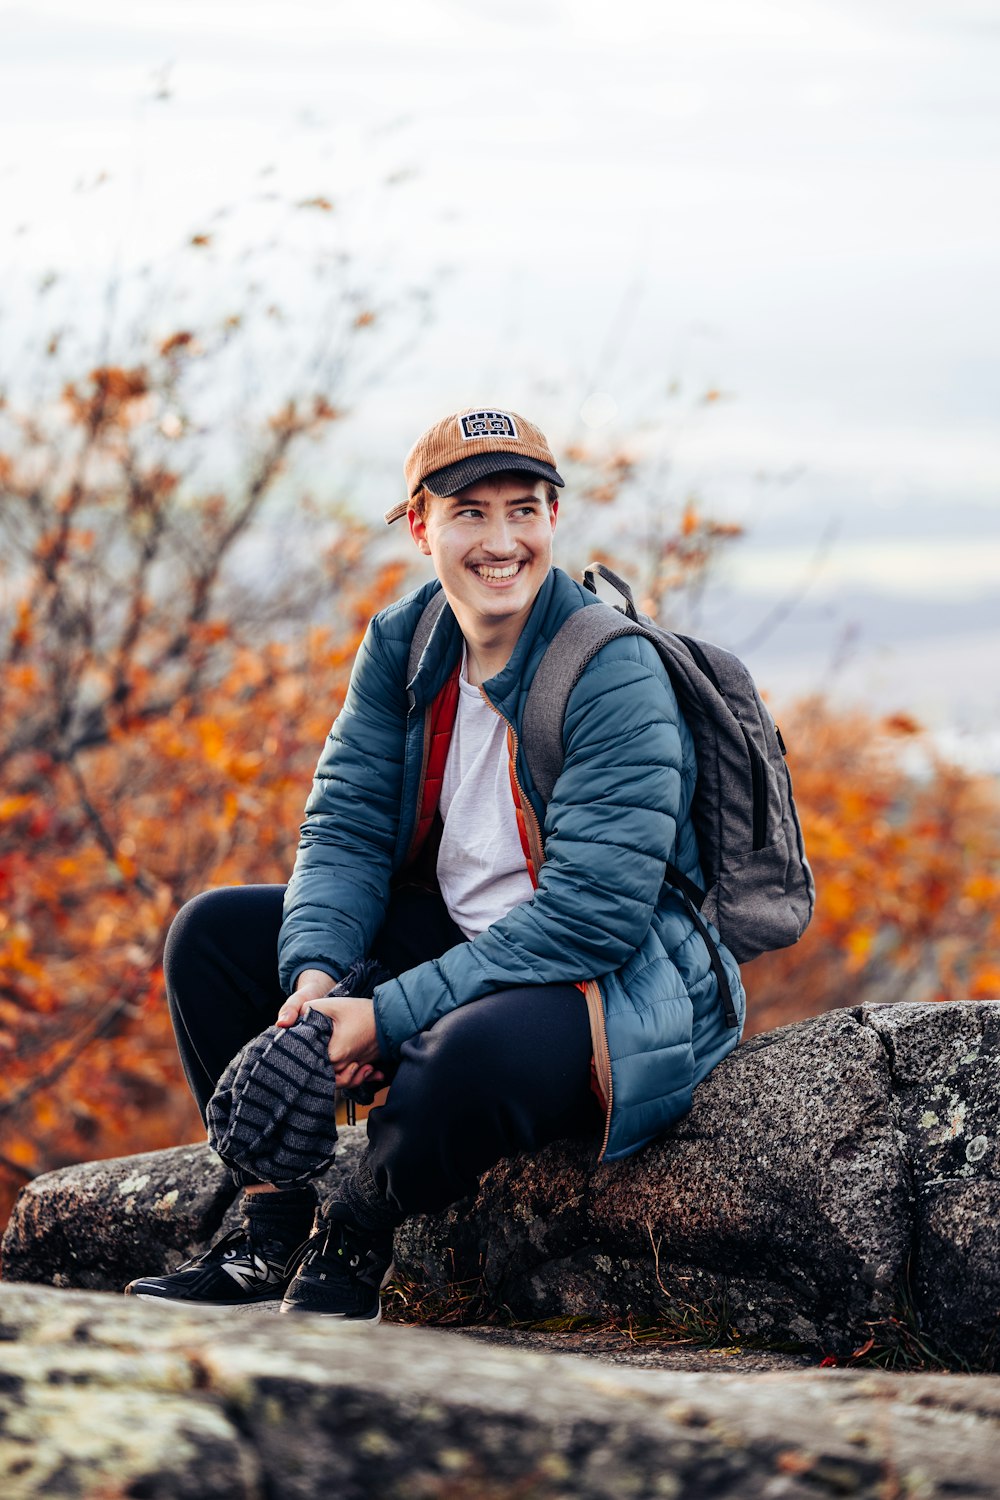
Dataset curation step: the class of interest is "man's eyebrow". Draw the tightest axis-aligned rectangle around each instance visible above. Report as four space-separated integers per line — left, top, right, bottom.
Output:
447 491 542 509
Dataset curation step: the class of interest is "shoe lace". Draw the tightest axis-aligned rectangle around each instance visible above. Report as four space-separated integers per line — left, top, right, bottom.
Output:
283 1218 387 1288
283 1221 348 1279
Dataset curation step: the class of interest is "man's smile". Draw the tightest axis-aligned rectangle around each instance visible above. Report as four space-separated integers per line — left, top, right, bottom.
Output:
470 561 526 584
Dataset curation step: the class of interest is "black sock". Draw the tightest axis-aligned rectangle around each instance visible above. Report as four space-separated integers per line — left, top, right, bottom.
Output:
326 1153 401 1239
242 1185 318 1248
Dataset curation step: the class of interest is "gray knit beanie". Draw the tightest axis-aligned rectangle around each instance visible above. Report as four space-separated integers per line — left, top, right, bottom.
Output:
207 1009 339 1188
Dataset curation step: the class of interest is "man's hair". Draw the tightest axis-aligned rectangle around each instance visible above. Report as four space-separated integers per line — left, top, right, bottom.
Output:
410 473 559 522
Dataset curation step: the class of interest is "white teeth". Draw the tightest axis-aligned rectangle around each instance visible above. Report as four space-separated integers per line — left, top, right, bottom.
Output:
474 563 522 581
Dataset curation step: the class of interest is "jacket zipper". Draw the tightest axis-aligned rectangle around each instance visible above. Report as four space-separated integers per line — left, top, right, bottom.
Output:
481 689 615 1161
404 710 435 865
479 691 546 878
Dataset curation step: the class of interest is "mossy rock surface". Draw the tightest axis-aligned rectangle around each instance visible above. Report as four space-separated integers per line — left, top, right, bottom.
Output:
3 1283 1000 1499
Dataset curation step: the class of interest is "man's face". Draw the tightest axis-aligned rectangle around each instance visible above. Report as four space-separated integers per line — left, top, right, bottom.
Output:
408 474 558 635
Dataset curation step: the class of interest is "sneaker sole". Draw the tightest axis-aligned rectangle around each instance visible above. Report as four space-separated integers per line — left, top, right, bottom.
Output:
130 1291 286 1309
279 1300 382 1323
275 1256 394 1321
278 1263 392 1322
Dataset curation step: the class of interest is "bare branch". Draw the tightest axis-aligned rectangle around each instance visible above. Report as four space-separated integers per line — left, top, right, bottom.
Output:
62 754 158 898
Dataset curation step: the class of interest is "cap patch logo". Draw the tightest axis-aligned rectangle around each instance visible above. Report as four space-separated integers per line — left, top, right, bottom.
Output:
460 410 520 442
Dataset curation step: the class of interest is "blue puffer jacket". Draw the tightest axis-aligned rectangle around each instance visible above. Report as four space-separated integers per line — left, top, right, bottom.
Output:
278 566 745 1161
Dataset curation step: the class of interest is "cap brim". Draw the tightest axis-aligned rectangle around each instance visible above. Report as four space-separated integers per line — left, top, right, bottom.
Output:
384 452 564 525
424 452 564 498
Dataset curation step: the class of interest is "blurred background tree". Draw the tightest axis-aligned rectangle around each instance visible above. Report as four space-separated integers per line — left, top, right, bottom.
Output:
0 196 415 1214
0 182 997 1228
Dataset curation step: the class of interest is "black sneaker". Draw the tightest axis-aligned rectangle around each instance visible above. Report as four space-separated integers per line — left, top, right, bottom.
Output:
124 1224 293 1306
280 1216 394 1321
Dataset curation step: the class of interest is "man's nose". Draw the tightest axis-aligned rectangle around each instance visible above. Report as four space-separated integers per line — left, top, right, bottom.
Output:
482 515 516 555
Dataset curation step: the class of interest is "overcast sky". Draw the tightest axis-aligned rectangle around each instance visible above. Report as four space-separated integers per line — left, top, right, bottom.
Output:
2 0 998 739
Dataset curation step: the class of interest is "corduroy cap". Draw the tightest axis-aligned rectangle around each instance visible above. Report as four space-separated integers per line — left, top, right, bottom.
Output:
385 407 564 525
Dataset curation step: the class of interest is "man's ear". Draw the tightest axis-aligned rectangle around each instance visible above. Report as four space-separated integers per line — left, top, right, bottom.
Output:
408 507 431 555
549 497 559 531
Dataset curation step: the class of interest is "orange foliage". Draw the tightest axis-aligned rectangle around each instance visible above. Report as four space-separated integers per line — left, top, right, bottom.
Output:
0 576 406 1227
0 340 407 1227
62 366 151 433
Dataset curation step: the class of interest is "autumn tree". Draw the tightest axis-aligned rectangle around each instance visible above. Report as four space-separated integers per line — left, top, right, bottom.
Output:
0 200 414 1220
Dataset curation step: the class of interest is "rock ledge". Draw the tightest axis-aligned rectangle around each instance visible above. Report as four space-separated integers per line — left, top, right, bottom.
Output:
3 1002 999 1368
2 1283 1000 1499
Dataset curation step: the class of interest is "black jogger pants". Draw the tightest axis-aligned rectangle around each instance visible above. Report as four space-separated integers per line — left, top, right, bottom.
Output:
164 884 599 1223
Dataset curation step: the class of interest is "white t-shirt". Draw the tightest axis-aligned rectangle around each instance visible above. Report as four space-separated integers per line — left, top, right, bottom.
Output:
436 654 535 939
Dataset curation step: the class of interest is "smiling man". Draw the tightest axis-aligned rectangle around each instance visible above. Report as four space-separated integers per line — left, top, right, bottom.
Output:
125 407 744 1320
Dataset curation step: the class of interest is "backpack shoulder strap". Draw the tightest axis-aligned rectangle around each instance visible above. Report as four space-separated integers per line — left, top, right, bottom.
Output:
522 594 740 1030
407 588 448 686
522 600 647 804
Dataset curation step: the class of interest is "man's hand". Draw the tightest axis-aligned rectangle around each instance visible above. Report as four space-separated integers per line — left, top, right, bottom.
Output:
276 969 336 1030
300 995 384 1091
